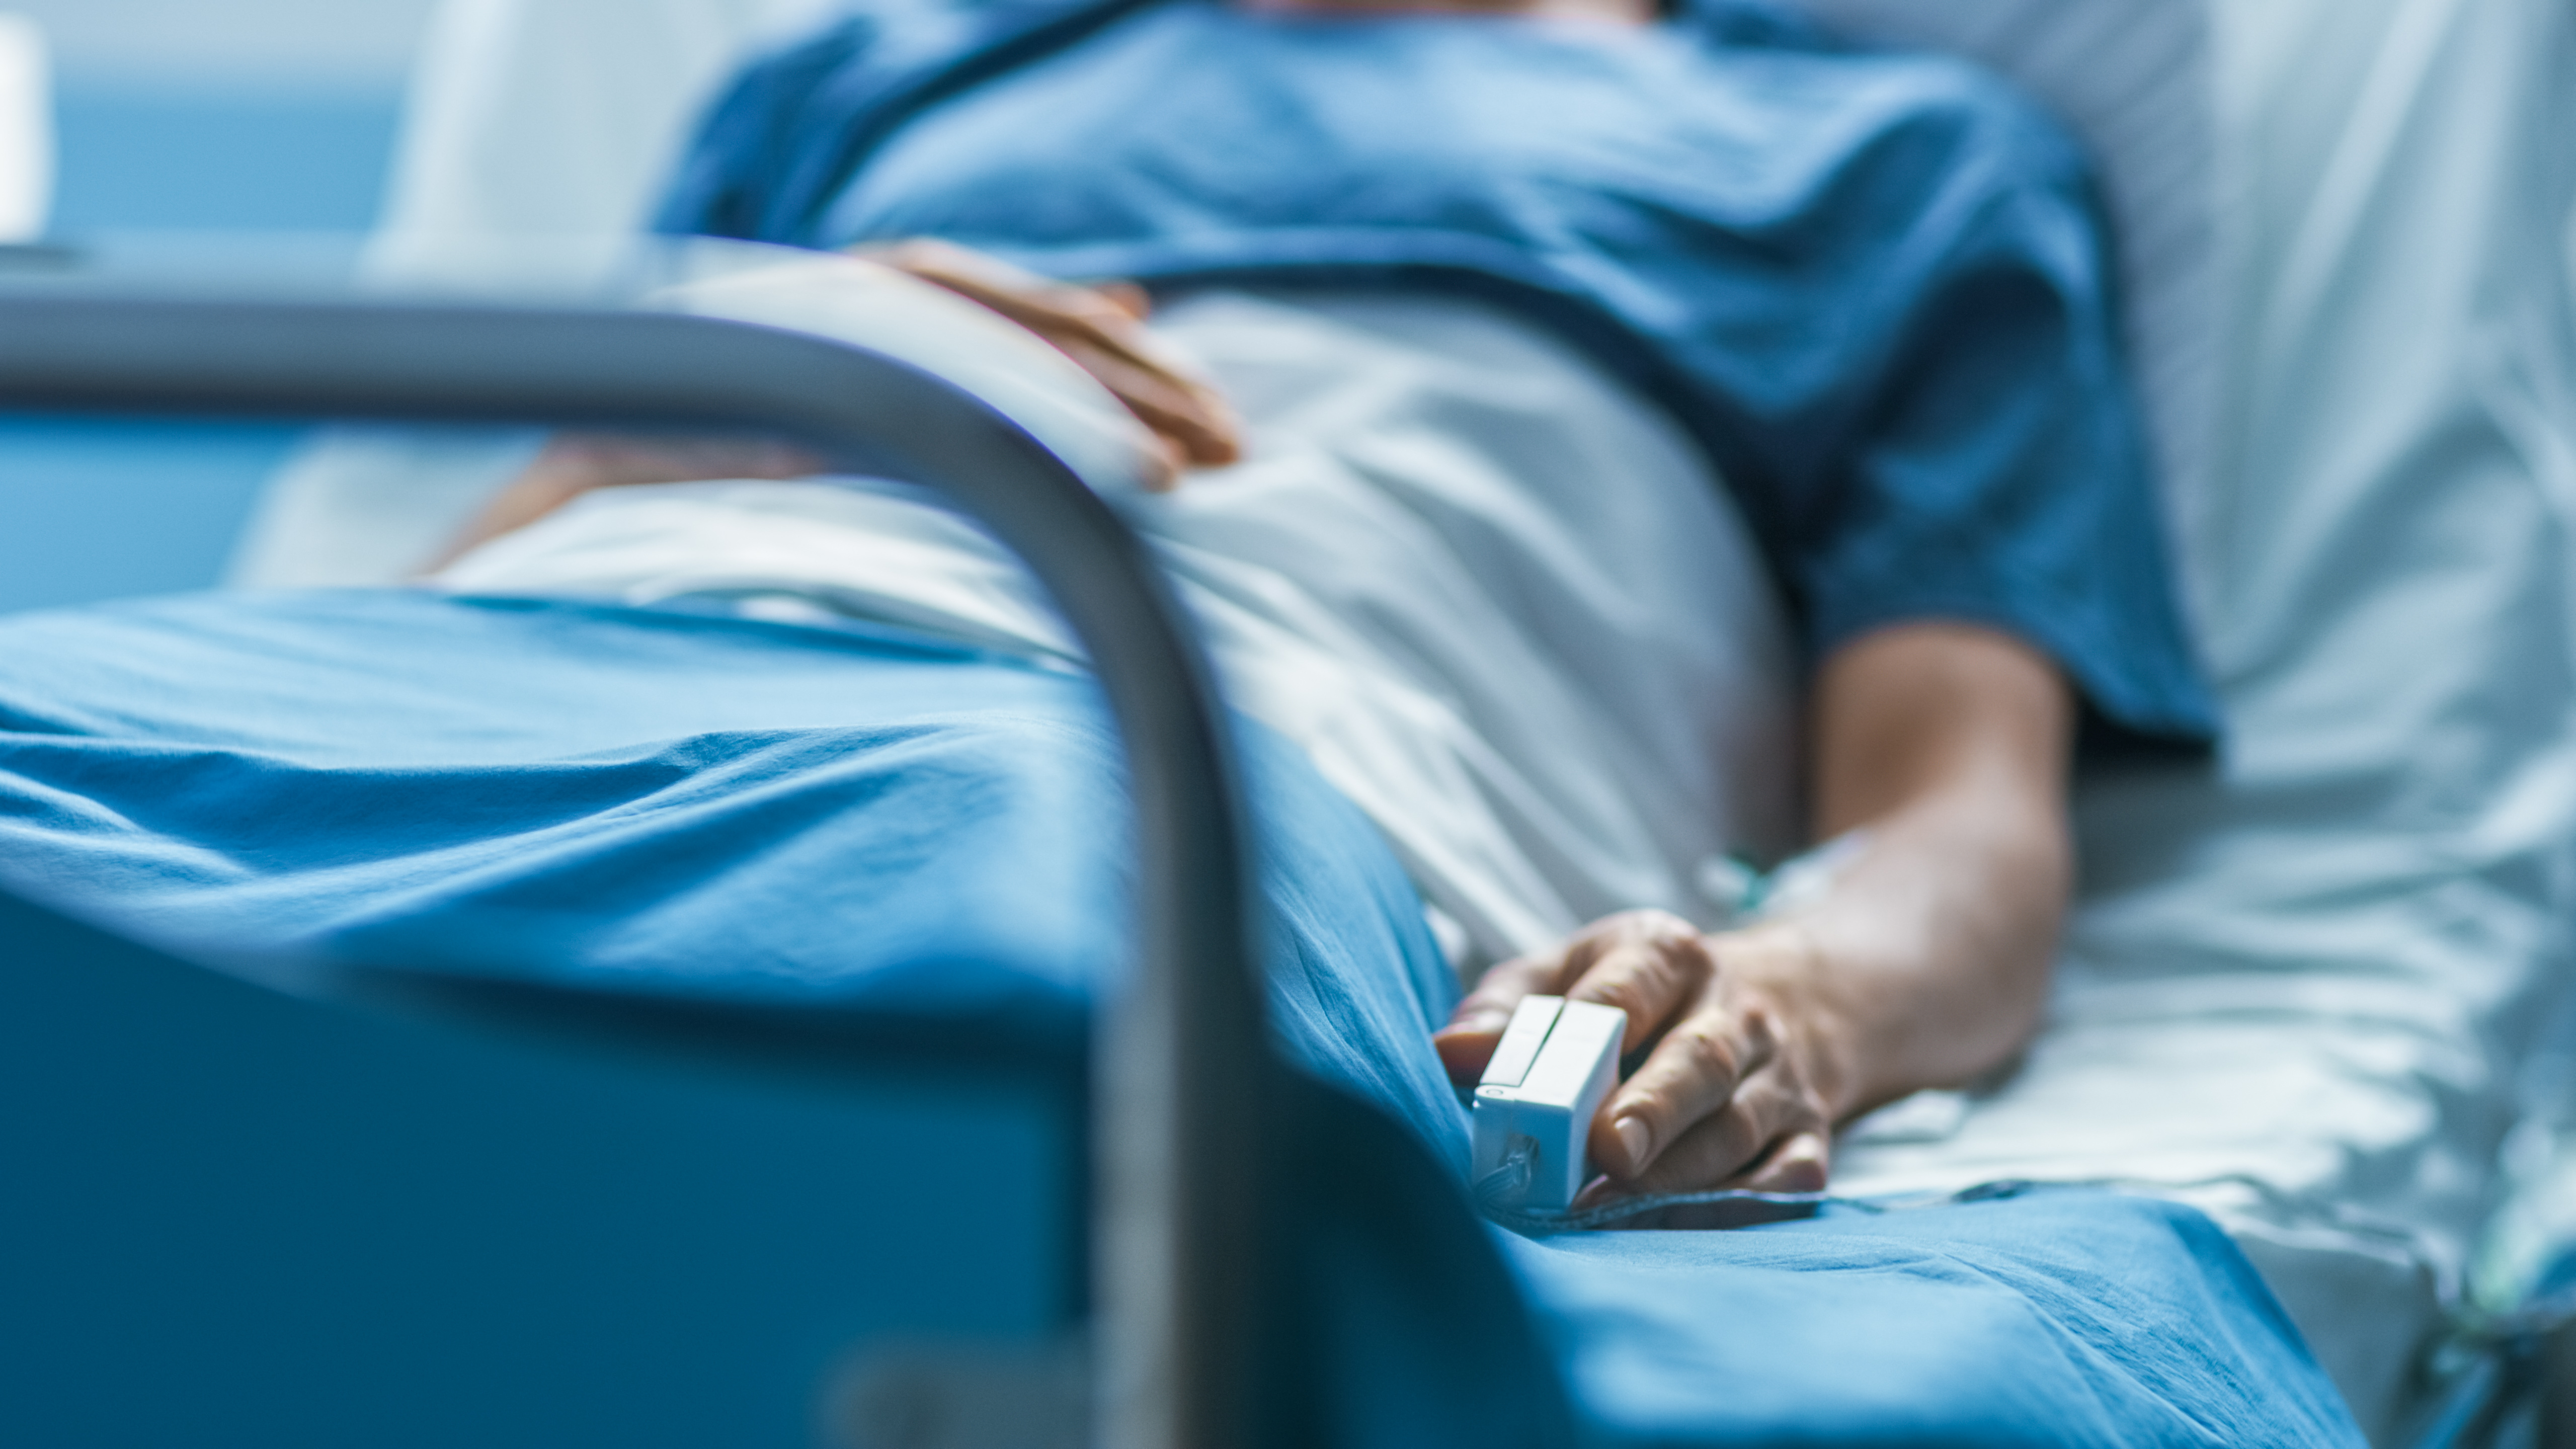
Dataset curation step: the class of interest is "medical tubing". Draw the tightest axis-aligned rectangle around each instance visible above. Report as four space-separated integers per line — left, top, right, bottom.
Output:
1473 1137 1539 1210
2473 1283 2576 1343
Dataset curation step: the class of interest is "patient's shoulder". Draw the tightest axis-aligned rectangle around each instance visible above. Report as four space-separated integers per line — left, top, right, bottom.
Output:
661 0 1129 241
1675 2 2096 201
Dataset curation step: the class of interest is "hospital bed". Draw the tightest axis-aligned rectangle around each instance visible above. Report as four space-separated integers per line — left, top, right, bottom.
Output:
4 0 2576 1442
4 239 2383 1449
0 264 1289 1448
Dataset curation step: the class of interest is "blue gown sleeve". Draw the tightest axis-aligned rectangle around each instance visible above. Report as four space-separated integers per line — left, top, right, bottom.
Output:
1648 38 2219 755
1795 160 2218 753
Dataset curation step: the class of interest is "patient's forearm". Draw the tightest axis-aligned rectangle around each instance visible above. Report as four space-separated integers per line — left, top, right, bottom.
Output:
1603 621 2071 1189
1769 625 2072 1117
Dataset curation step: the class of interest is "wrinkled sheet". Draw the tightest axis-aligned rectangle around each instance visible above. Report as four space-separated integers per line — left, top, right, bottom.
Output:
0 588 2361 1447
1830 0 2576 1435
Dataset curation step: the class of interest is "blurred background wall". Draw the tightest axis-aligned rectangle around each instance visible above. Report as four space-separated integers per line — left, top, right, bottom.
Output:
0 1 437 613
12 0 431 83
25 0 434 232
16 0 432 231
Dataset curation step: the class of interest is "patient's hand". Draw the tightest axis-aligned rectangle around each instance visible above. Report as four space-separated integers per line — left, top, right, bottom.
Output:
1436 912 1841 1200
853 239 1243 491
1432 625 2078 1217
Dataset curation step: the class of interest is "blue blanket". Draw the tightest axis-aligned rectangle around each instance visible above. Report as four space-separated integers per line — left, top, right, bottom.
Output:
0 590 2362 1446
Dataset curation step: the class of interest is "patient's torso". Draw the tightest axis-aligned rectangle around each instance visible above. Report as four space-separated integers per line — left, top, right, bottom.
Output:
823 6 1725 261
669 0 2219 755
438 288 1798 965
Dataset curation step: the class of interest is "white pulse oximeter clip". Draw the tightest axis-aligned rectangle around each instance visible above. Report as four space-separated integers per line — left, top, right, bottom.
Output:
1470 996 1627 1215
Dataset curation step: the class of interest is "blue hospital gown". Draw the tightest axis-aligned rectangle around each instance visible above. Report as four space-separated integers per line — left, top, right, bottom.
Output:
661 0 2218 755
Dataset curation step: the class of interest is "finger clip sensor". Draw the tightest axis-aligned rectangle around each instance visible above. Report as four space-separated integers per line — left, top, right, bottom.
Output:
1470 996 1626 1214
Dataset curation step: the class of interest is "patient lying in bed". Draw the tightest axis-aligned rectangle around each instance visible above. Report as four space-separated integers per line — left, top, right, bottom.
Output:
0 0 2402 1433
418 0 2217 1215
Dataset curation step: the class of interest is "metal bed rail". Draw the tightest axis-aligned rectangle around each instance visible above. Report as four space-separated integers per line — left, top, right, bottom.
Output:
0 290 1267 1449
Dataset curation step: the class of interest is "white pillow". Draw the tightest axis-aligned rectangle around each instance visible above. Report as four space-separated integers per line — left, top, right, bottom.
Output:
230 0 833 588
1788 0 2219 629
377 0 833 241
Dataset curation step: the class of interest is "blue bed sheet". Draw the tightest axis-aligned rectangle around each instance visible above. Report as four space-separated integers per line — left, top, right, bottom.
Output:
0 589 2364 1446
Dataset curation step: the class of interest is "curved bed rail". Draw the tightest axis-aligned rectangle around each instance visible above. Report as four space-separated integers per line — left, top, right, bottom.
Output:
0 292 1263 1449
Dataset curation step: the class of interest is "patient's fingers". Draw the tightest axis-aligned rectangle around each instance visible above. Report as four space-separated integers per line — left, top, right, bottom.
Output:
1433 909 1708 1083
1048 335 1242 471
1584 1128 1832 1228
1617 1096 1766 1195
1433 953 1559 1082
854 239 1243 486
1738 1131 1831 1195
1612 1068 1826 1196
1561 910 1714 1056
958 281 1241 480
1095 280 1154 320
1590 1000 1773 1180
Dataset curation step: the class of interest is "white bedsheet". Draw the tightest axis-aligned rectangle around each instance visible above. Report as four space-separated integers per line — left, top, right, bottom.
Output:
1835 0 2576 1435
439 286 1802 970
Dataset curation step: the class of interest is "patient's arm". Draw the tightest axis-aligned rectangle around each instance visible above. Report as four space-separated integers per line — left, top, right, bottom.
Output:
1434 621 2073 1199
425 434 822 571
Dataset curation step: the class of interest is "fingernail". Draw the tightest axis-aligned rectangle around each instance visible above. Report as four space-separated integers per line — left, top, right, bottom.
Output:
1614 1116 1651 1171
1439 1009 1509 1038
